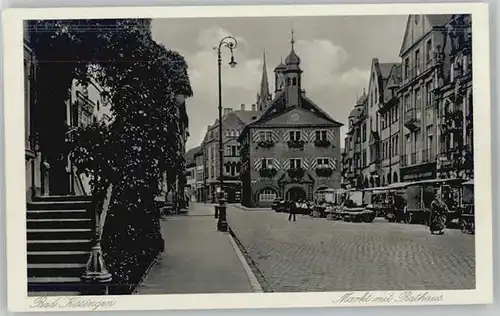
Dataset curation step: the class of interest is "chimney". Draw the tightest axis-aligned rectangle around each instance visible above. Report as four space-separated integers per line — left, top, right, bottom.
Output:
240 104 245 111
223 108 233 116
251 104 256 111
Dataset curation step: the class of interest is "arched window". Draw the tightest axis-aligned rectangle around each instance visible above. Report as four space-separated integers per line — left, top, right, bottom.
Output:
292 77 297 85
387 174 392 184
393 172 398 183
287 78 291 86
230 130 235 137
259 188 277 201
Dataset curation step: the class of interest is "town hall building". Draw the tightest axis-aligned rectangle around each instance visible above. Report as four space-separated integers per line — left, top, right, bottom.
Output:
239 33 343 208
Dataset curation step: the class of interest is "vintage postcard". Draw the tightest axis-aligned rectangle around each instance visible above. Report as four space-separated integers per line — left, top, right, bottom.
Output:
2 2 492 312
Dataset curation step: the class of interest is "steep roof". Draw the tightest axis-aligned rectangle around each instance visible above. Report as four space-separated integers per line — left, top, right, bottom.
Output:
399 14 453 56
378 62 398 79
247 92 342 128
234 110 260 125
383 64 402 103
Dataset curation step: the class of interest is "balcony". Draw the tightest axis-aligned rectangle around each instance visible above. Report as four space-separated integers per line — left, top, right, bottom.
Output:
404 108 421 131
314 139 332 148
287 140 306 150
257 140 275 149
315 167 334 178
259 168 277 179
288 168 305 180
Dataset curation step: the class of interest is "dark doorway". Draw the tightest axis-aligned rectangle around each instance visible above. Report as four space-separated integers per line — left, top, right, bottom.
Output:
286 187 307 201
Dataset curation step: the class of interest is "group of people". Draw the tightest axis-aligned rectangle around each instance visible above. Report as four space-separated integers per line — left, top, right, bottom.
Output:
281 189 452 235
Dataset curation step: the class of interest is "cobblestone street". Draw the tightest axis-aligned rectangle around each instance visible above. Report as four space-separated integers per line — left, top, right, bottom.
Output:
227 205 475 292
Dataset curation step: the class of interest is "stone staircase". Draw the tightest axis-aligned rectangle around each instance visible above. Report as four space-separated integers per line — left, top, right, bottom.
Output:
27 195 93 296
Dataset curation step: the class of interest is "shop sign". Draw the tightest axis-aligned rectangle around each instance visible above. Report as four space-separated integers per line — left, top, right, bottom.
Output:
400 162 436 182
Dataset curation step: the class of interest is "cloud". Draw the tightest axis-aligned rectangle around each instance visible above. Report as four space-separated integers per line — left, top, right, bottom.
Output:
165 29 369 149
341 67 370 87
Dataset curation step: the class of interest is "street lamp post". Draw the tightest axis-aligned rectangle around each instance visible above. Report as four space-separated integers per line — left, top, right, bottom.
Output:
213 36 237 232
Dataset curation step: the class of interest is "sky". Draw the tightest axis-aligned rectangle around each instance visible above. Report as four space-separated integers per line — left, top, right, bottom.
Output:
151 15 408 150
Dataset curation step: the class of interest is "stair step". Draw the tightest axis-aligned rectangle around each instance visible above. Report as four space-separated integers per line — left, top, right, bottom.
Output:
27 218 92 230
27 209 89 220
28 263 86 278
27 201 91 211
28 276 84 294
28 291 81 296
27 229 92 240
28 239 92 252
29 276 82 283
33 195 92 203
28 251 89 264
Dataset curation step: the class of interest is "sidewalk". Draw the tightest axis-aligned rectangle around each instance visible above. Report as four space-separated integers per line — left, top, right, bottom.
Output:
136 203 256 294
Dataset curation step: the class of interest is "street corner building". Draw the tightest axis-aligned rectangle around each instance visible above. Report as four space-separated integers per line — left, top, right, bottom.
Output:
342 14 473 189
200 102 260 204
239 35 343 208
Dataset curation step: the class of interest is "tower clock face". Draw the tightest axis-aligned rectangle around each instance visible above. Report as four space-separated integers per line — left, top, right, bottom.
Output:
290 112 300 122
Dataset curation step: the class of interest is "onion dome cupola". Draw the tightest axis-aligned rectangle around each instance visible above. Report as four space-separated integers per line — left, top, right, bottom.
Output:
274 56 286 93
284 27 302 107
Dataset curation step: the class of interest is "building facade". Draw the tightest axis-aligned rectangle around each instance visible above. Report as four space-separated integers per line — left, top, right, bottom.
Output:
341 14 473 186
194 149 205 202
435 14 473 180
24 25 113 200
184 146 200 202
341 94 367 189
201 104 259 203
361 59 401 188
398 14 452 182
240 35 343 207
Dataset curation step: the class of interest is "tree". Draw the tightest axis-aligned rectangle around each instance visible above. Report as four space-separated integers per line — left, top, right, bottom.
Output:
28 19 193 292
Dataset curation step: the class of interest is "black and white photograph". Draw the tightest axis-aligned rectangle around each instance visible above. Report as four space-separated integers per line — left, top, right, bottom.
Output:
3 2 493 312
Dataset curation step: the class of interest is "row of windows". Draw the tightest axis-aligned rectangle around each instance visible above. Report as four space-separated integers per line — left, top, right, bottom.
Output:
260 158 332 169
259 188 277 201
382 135 399 160
259 130 329 142
225 164 241 176
403 38 433 80
380 105 400 130
209 129 241 139
225 145 240 157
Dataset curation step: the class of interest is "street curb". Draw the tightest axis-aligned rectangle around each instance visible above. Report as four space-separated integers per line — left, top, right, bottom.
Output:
227 230 263 293
227 226 272 293
132 251 163 294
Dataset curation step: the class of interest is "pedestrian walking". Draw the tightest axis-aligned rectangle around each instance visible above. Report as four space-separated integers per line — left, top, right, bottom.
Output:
430 189 448 235
288 200 297 222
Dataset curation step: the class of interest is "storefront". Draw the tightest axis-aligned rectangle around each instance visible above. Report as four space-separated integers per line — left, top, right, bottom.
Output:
400 162 437 182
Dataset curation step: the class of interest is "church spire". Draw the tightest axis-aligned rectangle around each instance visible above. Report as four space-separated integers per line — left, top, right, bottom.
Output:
258 50 271 111
260 50 270 99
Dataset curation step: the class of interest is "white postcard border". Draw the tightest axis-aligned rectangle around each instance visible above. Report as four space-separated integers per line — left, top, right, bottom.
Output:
2 2 493 312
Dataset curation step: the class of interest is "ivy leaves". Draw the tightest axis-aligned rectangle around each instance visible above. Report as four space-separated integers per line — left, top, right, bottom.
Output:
29 19 192 203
